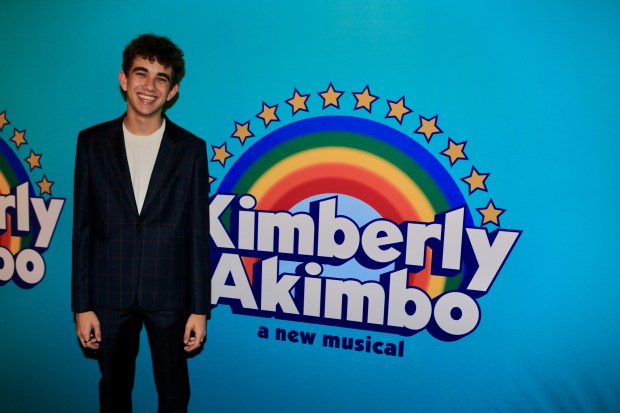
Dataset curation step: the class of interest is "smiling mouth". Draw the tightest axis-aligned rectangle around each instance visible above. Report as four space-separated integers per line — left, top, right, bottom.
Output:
137 93 157 102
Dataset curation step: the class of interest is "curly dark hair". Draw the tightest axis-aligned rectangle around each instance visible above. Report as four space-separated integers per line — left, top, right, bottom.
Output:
122 34 185 86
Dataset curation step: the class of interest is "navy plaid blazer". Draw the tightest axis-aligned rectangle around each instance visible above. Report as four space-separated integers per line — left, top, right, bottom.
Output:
71 115 211 316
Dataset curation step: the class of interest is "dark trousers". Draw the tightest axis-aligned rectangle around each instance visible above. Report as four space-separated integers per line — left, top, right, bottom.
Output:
95 306 190 413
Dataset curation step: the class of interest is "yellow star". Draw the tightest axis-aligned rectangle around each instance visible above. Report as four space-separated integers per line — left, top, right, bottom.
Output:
37 175 54 195
385 96 412 124
24 150 42 170
209 176 216 185
231 121 254 146
256 102 279 127
353 85 378 112
0 111 9 131
461 166 489 194
11 128 28 149
441 138 468 166
286 89 310 115
211 143 232 167
415 115 442 142
319 83 343 109
477 200 506 226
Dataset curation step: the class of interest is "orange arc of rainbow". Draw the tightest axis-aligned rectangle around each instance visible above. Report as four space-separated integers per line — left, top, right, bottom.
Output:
243 147 447 297
248 147 435 220
258 163 419 222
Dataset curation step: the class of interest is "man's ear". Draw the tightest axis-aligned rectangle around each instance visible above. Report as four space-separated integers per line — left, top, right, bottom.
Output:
118 70 128 92
166 83 179 101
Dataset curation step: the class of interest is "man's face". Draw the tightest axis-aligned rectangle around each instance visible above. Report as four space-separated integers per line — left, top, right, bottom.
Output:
119 56 179 119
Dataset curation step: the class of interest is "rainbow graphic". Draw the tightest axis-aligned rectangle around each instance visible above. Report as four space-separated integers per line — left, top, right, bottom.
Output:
217 116 475 298
0 137 34 255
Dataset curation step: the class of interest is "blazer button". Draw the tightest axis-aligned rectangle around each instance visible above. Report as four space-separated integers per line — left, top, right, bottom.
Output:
134 223 142 230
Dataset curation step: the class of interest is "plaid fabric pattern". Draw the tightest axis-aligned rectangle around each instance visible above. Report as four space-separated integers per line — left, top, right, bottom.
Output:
72 115 211 316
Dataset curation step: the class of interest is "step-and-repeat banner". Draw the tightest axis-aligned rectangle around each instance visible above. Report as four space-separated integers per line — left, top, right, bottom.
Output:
1 1 618 412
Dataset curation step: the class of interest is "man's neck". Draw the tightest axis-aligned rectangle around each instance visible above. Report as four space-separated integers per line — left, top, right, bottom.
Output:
123 111 165 136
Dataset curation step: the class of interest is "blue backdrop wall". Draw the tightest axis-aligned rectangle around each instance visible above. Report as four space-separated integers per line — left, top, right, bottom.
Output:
1 1 619 412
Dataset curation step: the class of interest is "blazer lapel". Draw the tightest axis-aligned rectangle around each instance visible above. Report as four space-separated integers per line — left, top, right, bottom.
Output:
106 116 139 215
140 123 177 215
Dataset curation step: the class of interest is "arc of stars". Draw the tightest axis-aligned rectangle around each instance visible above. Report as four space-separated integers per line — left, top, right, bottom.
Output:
202 85 508 228
211 143 232 167
385 96 412 124
415 115 442 142
231 121 254 146
461 166 489 194
477 200 506 226
319 83 344 109
441 138 468 166
286 89 310 115
256 102 279 128
353 86 378 112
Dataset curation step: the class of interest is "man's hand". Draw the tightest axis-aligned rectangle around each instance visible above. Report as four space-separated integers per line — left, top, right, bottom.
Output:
183 314 207 352
76 311 101 350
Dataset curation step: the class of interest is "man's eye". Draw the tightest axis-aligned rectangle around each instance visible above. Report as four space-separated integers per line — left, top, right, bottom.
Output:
156 77 168 83
136 72 146 78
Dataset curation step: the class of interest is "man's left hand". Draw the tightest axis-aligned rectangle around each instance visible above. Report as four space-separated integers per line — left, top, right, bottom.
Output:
183 313 207 352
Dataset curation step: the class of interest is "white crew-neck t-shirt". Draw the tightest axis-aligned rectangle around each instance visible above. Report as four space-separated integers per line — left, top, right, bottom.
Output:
123 119 165 213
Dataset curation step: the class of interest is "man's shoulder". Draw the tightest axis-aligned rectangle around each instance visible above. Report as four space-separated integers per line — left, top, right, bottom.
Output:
78 116 123 140
165 118 205 148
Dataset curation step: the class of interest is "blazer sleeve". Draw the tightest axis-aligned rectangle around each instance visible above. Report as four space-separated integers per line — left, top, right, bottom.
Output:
71 132 92 313
188 139 211 317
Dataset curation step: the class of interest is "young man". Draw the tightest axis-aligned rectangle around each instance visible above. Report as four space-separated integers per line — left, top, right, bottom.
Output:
72 34 210 413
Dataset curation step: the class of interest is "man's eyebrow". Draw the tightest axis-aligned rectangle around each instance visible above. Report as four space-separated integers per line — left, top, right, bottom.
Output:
131 66 171 82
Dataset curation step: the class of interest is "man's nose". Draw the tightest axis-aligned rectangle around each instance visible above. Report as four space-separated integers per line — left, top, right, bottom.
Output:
145 76 157 91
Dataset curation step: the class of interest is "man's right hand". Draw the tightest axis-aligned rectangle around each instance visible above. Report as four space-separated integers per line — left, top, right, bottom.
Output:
75 311 101 350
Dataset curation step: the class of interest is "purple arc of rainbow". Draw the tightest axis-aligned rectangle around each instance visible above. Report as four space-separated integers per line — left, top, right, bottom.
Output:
217 116 473 297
